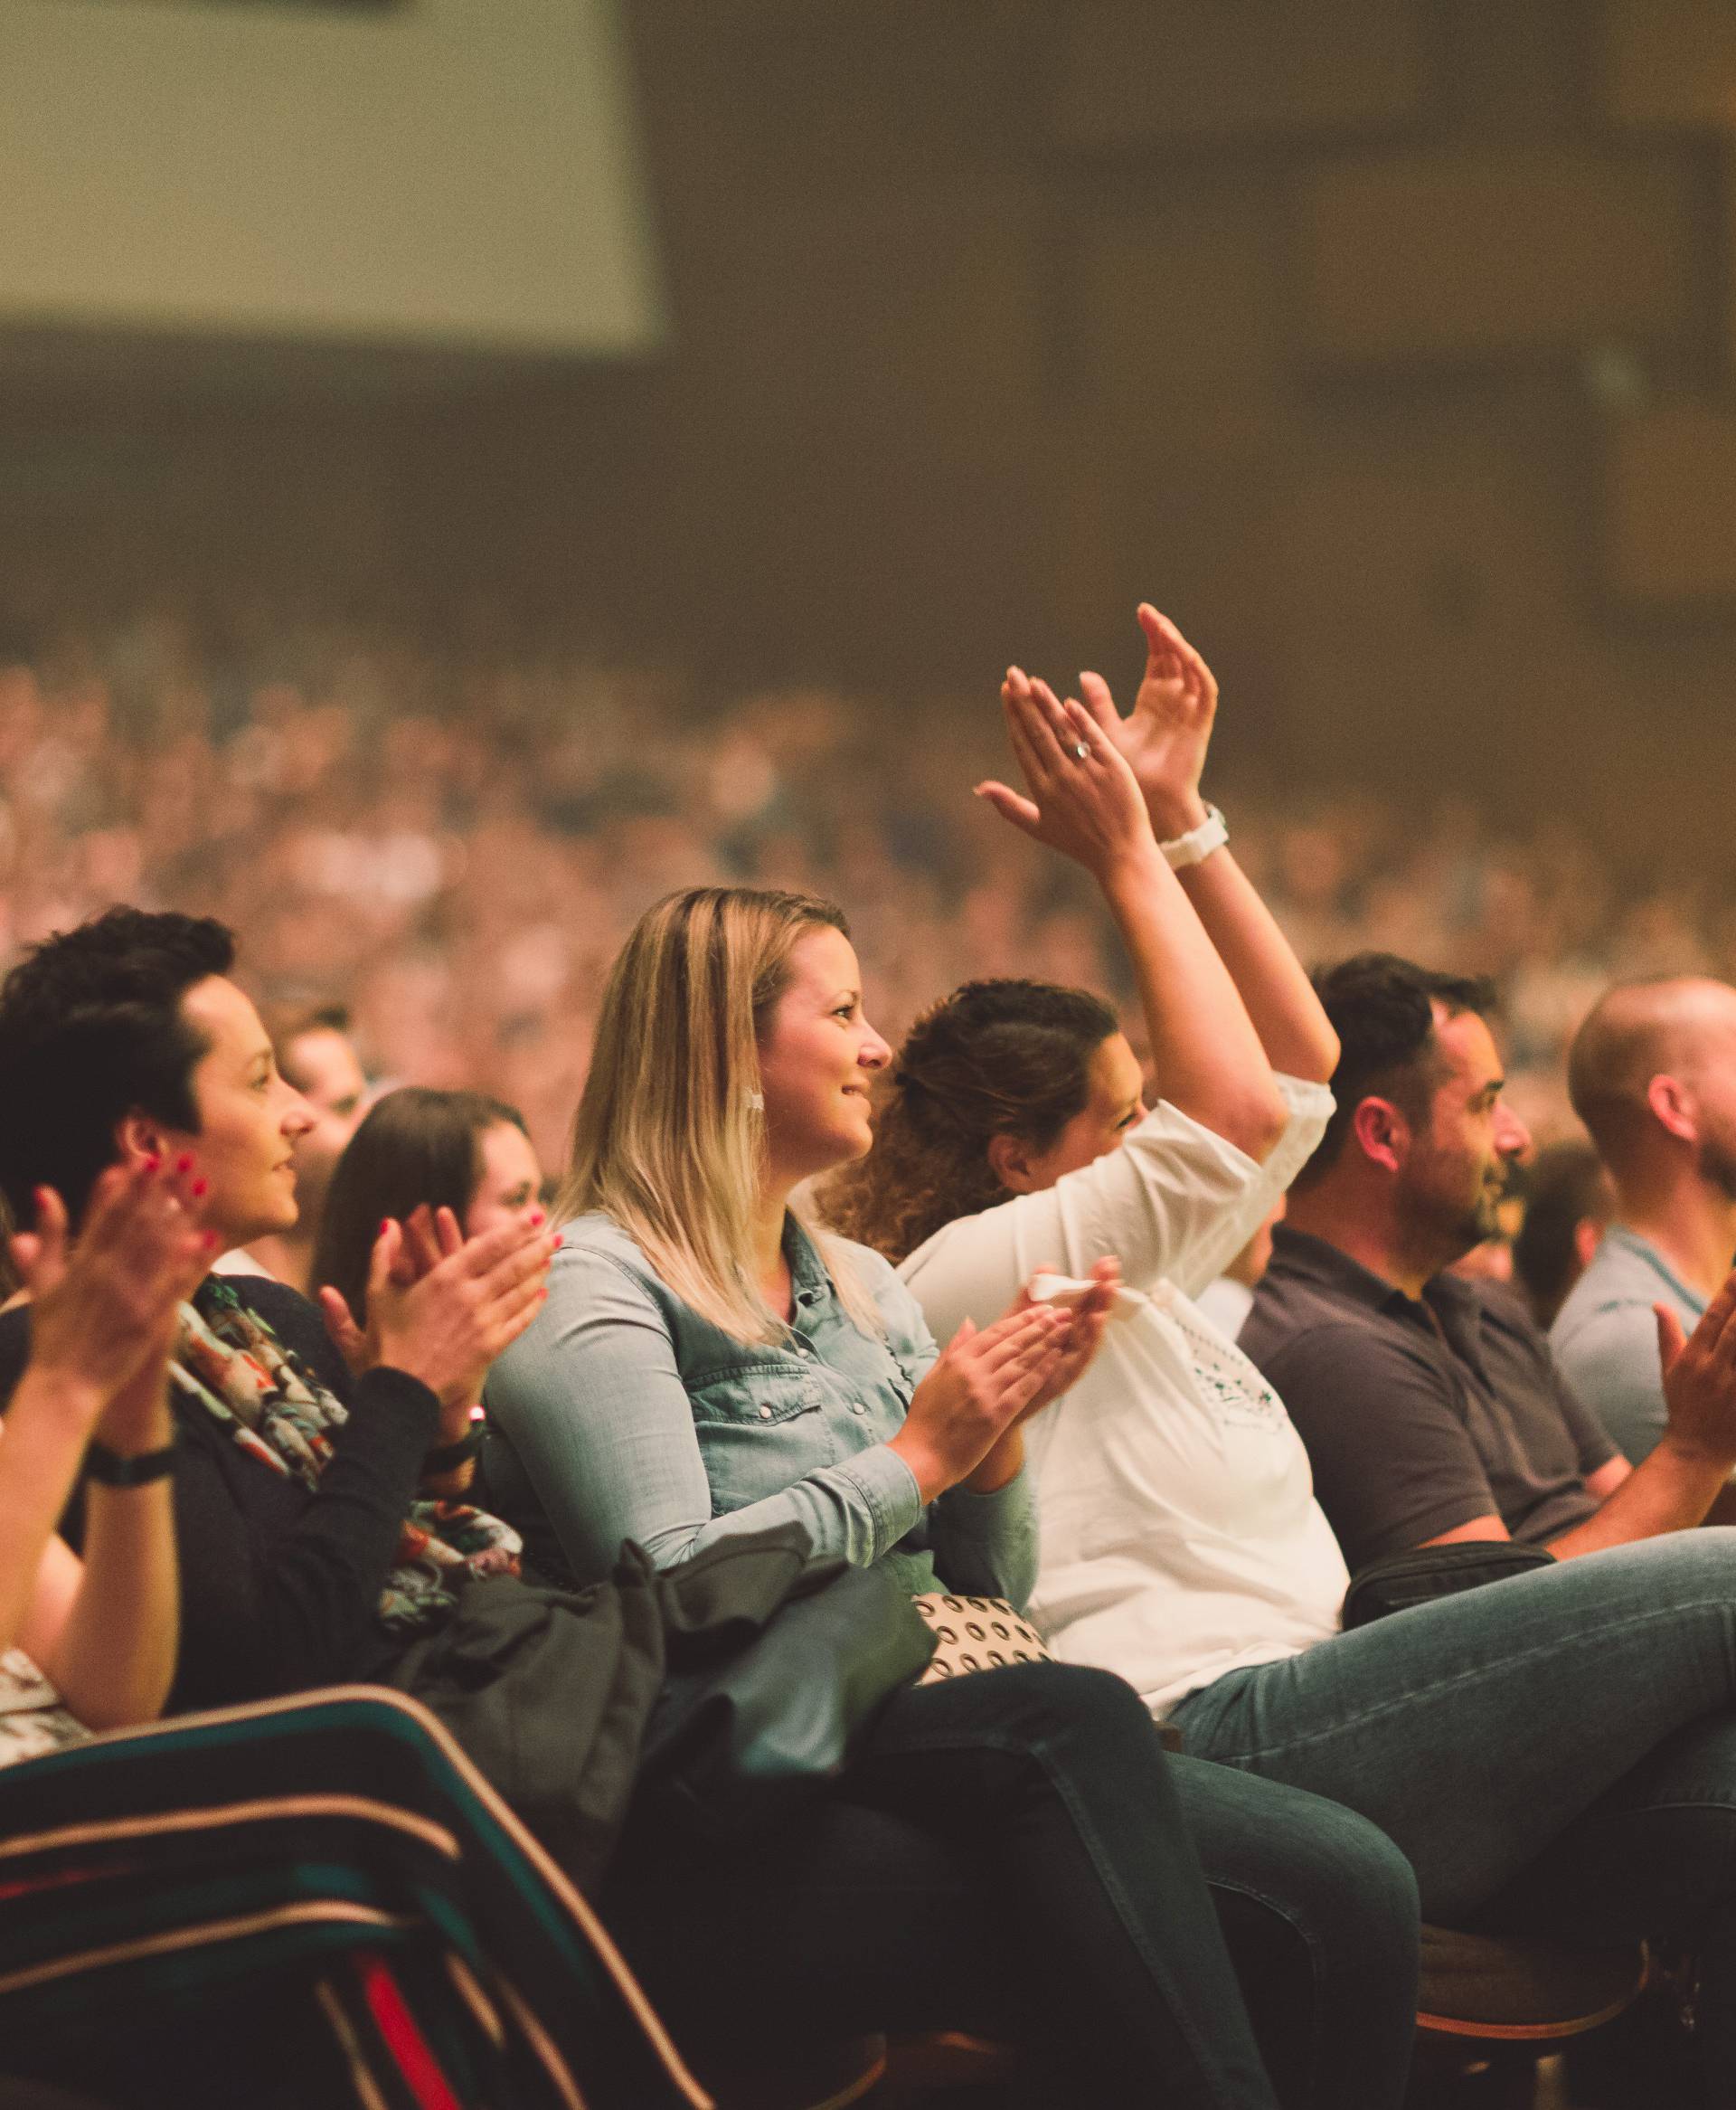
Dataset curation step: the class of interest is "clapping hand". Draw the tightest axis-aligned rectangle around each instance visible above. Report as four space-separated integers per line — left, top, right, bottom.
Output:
1010 1257 1121 1423
1076 604 1218 840
320 1205 558 1419
976 667 1156 877
1656 1272 1736 1467
12 1158 213 1448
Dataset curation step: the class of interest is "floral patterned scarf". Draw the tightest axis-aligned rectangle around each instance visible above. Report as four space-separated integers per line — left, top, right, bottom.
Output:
172 1279 521 1631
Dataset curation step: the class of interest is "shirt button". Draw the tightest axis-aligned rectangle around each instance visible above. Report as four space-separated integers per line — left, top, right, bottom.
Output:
758 1405 773 1420
851 1403 868 1416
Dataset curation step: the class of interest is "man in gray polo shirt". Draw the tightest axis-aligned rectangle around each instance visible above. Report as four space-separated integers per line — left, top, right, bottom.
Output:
1552 979 1736 1463
1241 954 1736 1575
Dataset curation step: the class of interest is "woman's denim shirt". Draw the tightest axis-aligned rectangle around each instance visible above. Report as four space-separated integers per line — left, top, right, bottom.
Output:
483 1211 1037 1605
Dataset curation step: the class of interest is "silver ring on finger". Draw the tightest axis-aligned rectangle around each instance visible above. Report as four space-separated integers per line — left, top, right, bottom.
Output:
1071 741 1090 761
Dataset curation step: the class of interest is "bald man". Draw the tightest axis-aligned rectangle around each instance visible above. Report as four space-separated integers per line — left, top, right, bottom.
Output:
1554 978 1736 1463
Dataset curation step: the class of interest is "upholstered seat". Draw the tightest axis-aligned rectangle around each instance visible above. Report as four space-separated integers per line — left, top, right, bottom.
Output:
1416 1924 1648 2043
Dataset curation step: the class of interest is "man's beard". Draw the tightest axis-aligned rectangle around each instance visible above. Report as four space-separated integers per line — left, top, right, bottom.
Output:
1442 1168 1510 1260
1696 1131 1736 1205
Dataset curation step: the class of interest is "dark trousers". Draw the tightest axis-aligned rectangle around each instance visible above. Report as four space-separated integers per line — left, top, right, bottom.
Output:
606 1662 1420 2110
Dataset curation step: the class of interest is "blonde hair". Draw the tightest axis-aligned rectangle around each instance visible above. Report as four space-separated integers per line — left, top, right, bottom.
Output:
559 886 883 1343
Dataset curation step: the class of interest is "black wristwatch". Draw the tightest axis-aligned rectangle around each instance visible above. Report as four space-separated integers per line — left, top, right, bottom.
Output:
423 1424 486 1476
85 1439 176 1488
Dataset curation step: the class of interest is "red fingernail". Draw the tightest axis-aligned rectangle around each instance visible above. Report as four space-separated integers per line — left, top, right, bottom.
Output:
142 1155 161 1174
203 1229 220 1250
191 1178 208 1198
175 1154 193 1176
530 1209 545 1228
379 1219 391 1236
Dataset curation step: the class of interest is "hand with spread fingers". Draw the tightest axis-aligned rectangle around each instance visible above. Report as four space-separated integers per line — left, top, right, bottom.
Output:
889 1301 1076 1502
323 1208 558 1424
975 666 1157 878
13 1157 213 1443
1656 1271 1736 1467
1074 603 1219 840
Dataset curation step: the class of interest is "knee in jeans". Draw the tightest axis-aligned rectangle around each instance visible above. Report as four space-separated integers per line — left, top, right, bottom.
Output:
1282 1802 1420 1954
980 1659 1156 1753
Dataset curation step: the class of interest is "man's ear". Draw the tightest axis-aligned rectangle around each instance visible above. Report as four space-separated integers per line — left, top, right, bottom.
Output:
986 1130 1038 1196
1646 1074 1696 1147
115 1111 170 1167
1572 1216 1606 1272
1349 1096 1410 1177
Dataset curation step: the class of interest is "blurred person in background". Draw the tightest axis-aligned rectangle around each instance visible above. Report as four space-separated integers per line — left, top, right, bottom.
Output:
1197 1197 1285 1340
235 1000 372 1291
1512 1139 1615 1331
1555 979 1736 1465
312 1085 543 1483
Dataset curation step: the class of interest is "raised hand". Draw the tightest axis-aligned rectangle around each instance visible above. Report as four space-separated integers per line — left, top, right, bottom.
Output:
975 667 1156 877
1076 604 1218 838
318 1203 460 1375
1656 1276 1736 1465
330 1211 559 1415
13 1159 213 1429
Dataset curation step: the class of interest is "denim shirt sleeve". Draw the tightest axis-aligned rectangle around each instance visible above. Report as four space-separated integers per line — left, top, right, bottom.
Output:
858 1244 1040 1611
485 1237 926 1580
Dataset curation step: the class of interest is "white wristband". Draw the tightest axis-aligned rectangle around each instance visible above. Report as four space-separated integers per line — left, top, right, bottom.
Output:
1159 802 1228 869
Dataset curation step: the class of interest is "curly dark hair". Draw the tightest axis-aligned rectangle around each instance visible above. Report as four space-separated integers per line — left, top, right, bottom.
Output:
821 978 1118 1263
0 905 235 1225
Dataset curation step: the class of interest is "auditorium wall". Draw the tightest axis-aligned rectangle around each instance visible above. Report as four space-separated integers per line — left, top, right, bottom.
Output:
4 0 1736 858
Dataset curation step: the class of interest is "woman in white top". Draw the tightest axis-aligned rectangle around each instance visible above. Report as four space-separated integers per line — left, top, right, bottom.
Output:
0 1157 210 1765
825 607 1347 1719
826 611 1736 2106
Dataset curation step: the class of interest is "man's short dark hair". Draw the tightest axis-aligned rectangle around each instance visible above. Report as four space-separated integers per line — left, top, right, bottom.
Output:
0 907 235 1225
1294 951 1496 1188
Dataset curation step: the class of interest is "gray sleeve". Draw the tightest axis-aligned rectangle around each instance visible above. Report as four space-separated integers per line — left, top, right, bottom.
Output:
931 1472 1040 1610
485 1244 924 1580
1552 1304 1668 1467
859 1244 1039 1608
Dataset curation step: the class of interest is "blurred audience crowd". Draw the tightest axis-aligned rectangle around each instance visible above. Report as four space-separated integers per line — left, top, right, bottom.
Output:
2 615 1731 1163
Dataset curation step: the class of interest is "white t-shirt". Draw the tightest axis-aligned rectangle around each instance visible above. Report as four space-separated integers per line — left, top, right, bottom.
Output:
1193 1274 1255 1339
898 1077 1349 1717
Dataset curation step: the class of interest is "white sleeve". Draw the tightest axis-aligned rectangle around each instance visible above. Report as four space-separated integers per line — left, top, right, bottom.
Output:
899 1075 1335 1336
1165 1074 1335 1300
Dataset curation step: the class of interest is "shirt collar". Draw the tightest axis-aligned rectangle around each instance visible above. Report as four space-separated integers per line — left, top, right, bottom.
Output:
1268 1224 1402 1311
1268 1222 1477 1325
1605 1223 1709 1315
782 1215 834 1311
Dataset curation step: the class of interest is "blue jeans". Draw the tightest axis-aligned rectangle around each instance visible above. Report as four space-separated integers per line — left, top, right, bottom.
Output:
609 1662 1420 2110
1168 1531 1736 2092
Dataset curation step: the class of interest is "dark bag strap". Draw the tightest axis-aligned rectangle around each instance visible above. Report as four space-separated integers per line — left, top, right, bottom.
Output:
1341 1539 1554 1630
